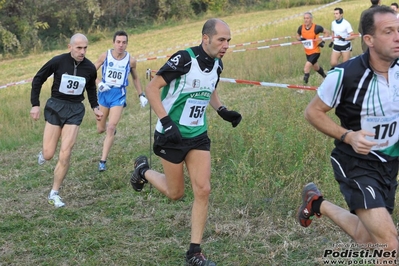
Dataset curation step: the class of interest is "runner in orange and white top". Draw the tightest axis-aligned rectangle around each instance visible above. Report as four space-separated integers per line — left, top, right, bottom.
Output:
296 12 330 85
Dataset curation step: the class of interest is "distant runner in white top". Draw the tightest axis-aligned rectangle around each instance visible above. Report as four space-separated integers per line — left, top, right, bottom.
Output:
390 3 399 18
329 7 356 67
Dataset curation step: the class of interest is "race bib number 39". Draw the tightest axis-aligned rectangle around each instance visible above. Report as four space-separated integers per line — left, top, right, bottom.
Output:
59 74 86 95
179 98 209 126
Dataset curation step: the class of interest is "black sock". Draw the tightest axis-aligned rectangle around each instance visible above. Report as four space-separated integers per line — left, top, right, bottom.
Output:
100 160 106 164
189 243 201 254
139 168 149 179
303 73 310 84
312 197 324 214
317 67 326 78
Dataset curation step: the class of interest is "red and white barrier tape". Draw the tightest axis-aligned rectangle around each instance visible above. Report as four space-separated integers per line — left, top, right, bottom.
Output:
137 34 361 62
137 54 172 62
234 0 342 34
147 69 317 91
0 78 33 90
220 77 317 91
231 34 360 53
136 36 299 62
138 36 295 58
1 0 343 90
137 0 342 58
138 41 199 58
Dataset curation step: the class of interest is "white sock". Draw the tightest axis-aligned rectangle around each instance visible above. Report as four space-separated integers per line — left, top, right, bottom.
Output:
50 190 58 197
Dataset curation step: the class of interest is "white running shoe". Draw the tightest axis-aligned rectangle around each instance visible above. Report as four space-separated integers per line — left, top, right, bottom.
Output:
38 151 46 165
48 193 65 208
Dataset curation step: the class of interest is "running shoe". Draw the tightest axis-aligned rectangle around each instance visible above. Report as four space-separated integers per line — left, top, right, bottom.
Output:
48 193 65 208
297 182 322 227
186 247 216 266
98 161 107 172
303 75 309 84
130 155 149 192
38 151 46 165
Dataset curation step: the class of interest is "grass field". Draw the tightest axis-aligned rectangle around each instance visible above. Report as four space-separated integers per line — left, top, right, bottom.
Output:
1 0 394 265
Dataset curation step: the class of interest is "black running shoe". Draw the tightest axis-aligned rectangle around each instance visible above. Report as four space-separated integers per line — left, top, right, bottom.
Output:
130 155 149 192
186 247 216 266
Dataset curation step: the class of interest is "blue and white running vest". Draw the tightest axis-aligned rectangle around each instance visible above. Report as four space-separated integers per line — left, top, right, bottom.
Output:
101 49 130 88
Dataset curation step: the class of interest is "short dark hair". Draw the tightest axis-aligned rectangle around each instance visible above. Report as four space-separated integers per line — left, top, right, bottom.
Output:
334 7 343 14
391 2 399 8
361 5 395 36
371 0 379 5
113 30 128 43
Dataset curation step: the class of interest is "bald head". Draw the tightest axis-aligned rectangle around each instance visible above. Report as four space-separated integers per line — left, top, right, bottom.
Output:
68 33 88 62
201 18 231 59
70 33 88 45
202 18 229 39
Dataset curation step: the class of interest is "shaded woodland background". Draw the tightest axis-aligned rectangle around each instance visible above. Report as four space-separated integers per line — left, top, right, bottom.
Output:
0 0 333 56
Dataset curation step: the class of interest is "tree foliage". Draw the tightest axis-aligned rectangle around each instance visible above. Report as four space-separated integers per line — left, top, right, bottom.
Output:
0 0 333 56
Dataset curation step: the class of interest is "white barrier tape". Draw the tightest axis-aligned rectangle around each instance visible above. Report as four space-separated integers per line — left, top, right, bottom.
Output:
220 77 317 91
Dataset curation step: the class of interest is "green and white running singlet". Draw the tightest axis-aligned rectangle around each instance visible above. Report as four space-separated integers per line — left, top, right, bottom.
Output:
318 51 399 161
155 48 220 138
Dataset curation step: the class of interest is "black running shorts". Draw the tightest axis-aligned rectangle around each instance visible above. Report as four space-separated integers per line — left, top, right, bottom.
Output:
305 53 321 65
153 131 211 164
333 42 352 52
44 97 85 127
330 148 398 214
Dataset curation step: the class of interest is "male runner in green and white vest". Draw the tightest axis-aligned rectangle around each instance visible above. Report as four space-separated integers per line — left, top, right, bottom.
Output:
130 18 242 266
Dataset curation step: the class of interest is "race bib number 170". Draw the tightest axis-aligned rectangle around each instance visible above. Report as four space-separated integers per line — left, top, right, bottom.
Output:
362 114 399 150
